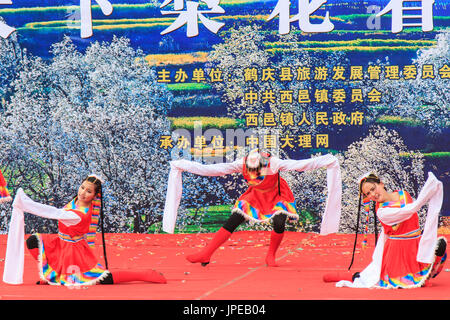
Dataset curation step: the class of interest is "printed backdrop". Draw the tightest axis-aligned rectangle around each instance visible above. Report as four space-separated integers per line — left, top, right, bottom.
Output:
0 0 448 235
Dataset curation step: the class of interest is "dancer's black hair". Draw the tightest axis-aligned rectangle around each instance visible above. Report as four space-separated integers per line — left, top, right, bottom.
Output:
82 175 109 270
348 194 362 271
348 174 380 270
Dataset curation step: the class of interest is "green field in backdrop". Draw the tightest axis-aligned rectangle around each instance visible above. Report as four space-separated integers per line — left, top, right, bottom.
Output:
146 204 320 234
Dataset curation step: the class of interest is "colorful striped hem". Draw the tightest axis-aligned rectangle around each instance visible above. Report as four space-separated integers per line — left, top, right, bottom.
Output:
377 265 432 289
35 233 108 286
377 237 447 289
231 200 298 223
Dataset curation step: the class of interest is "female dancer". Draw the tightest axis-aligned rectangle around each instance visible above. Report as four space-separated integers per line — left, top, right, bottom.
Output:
3 175 166 286
330 172 446 289
163 150 342 267
0 168 12 203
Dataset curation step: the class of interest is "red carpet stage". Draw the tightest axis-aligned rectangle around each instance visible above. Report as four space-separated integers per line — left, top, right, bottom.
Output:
0 231 449 300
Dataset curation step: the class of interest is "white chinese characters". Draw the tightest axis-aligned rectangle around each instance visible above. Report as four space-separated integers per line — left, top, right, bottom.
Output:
0 0 437 39
80 0 113 38
160 0 225 37
376 0 435 33
267 0 334 34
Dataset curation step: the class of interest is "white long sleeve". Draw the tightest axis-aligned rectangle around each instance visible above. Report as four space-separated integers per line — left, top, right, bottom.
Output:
3 206 25 285
376 172 443 264
13 188 81 225
270 154 342 235
269 153 338 173
377 172 441 226
162 159 242 233
3 188 81 285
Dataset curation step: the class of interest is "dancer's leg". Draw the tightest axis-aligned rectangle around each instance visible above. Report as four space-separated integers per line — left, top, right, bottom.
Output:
26 235 50 285
322 271 359 282
222 212 246 233
100 270 167 284
265 214 286 267
186 212 245 266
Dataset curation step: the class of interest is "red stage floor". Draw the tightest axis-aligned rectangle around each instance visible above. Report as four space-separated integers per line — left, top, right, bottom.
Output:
0 231 449 300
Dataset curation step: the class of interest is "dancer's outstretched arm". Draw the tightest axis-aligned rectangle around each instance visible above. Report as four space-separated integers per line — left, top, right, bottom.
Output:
163 158 243 234
169 158 243 176
377 172 442 225
13 188 81 225
269 153 339 173
270 154 342 235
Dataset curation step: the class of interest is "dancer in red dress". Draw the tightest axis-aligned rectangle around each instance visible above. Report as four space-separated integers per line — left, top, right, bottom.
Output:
0 168 12 203
327 172 446 289
163 150 342 267
3 175 166 286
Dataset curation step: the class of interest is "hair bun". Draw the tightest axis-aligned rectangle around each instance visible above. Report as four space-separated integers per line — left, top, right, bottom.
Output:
357 172 378 185
87 174 104 184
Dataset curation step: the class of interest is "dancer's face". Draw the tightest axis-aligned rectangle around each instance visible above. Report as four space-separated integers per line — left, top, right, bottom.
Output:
77 181 97 206
361 181 388 203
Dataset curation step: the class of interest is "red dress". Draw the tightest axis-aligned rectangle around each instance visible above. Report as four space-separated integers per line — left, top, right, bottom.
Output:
377 190 446 288
35 198 108 285
231 156 298 222
0 169 11 201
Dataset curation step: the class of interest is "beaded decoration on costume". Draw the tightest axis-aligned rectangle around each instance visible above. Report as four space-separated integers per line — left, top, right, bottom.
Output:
87 197 101 248
245 170 266 186
361 197 371 249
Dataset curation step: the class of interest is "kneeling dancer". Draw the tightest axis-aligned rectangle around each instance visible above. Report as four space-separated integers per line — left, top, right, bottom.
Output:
3 175 167 286
332 172 446 289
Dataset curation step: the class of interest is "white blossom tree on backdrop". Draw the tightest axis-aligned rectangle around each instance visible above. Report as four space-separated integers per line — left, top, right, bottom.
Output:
0 29 441 234
0 35 230 233
368 31 450 134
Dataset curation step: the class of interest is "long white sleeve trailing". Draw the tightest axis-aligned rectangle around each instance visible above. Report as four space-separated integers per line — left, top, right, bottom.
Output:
3 206 25 285
3 188 81 285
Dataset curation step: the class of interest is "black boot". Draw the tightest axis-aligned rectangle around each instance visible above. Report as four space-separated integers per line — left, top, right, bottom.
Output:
435 237 447 257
